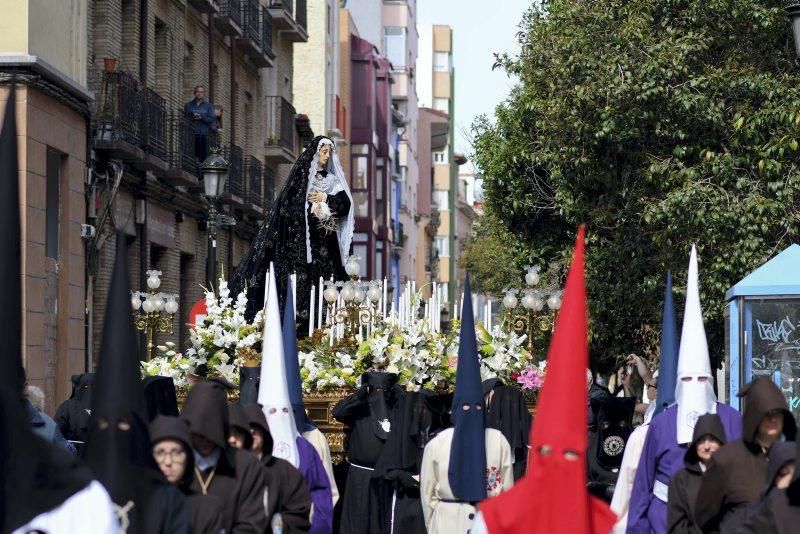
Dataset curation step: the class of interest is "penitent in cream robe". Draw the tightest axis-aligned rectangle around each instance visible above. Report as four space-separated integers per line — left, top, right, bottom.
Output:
420 427 513 534
303 427 340 507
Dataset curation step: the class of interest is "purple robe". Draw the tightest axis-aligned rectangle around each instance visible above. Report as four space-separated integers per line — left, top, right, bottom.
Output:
626 403 742 534
297 435 333 534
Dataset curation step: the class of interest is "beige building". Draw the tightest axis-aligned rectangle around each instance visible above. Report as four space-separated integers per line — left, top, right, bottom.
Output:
417 23 461 304
0 0 92 411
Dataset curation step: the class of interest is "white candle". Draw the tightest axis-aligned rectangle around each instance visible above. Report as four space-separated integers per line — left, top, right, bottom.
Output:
309 287 315 337
382 278 388 318
317 277 324 330
290 273 297 319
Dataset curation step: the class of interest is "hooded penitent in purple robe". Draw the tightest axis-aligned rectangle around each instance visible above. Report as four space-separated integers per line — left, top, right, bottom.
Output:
626 403 741 533
297 435 333 534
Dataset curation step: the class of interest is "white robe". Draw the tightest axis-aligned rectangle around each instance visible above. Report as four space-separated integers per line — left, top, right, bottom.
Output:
609 423 650 533
14 480 119 534
420 428 513 534
303 427 340 507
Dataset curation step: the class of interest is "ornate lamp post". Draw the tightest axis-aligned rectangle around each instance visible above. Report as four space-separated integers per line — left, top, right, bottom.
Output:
201 149 233 288
323 255 380 341
502 265 563 353
131 269 179 360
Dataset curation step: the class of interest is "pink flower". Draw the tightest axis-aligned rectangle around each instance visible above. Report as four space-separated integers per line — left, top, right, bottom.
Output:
516 365 545 390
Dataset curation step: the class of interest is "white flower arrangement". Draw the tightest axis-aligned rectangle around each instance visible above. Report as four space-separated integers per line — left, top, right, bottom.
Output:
141 279 263 388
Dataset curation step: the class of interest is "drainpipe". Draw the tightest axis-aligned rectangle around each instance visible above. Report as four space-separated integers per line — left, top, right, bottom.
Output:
230 38 237 145
139 0 149 86
208 14 215 100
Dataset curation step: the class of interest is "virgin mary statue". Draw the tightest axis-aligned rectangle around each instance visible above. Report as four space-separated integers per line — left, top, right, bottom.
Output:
230 136 354 333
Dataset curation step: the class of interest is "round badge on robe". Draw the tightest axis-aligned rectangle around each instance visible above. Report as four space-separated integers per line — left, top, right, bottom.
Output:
602 435 625 457
379 419 391 433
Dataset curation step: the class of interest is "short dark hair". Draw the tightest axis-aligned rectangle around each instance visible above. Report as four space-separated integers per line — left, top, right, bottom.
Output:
193 84 206 92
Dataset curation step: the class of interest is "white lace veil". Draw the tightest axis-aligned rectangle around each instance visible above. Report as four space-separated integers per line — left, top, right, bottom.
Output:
304 138 354 266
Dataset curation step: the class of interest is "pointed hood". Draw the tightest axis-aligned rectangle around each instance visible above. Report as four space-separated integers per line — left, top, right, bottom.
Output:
0 87 93 532
258 264 300 468
655 271 679 415
478 226 617 534
86 234 166 531
283 277 315 432
675 245 717 444
448 274 487 502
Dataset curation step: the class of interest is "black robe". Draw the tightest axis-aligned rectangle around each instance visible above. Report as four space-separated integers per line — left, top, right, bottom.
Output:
483 381 531 480
230 135 352 334
332 383 405 534
667 463 703 534
54 372 93 455
190 446 267 534
186 492 226 534
261 453 312 533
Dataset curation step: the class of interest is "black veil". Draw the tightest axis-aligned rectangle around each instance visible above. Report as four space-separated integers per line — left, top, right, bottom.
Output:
231 135 343 323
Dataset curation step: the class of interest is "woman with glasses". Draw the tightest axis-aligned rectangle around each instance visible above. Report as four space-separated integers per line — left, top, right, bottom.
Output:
150 415 225 534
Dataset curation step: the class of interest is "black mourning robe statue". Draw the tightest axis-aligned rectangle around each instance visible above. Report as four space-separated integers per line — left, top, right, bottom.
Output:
149 416 225 534
243 403 312 533
483 378 532 480
0 88 96 532
181 381 268 533
587 396 636 503
230 135 353 334
332 372 408 534
85 235 190 533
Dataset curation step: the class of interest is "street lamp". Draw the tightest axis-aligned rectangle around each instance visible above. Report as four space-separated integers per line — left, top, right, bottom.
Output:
502 265 562 354
786 1 800 61
201 149 230 288
131 269 179 360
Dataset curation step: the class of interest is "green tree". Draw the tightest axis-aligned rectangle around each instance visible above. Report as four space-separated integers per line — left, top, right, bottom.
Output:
473 0 800 372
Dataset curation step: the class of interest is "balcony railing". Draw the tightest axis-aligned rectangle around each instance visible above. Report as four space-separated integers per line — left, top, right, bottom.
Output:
245 156 264 210
265 96 295 152
264 163 276 213
168 111 199 176
261 7 274 57
224 144 244 198
95 71 141 146
242 0 260 43
217 0 243 34
140 88 167 161
271 0 292 16
295 0 307 32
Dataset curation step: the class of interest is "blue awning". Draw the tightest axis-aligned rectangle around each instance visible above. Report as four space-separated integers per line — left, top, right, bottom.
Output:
726 244 800 299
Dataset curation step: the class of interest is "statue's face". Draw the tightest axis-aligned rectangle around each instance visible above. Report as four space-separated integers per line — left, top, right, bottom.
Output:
318 143 331 167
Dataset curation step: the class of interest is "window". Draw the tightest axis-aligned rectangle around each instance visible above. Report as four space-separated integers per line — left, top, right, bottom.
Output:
326 4 332 35
375 240 384 280
353 232 369 277
433 98 449 113
434 52 450 72
384 27 407 68
434 151 447 163
434 236 450 257
353 157 369 189
433 190 449 211
45 149 61 260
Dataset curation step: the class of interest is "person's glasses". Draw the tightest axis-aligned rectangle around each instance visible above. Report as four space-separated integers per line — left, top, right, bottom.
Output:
154 449 187 463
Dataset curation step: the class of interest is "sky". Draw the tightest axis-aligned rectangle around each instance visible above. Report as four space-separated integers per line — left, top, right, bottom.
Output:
417 0 532 158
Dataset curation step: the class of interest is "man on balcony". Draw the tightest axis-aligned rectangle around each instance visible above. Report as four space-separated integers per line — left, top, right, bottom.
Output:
184 84 217 161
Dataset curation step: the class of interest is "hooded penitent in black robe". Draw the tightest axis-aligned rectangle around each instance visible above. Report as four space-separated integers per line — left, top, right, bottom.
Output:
667 413 727 534
0 88 100 532
230 135 353 333
143 375 180 421
149 415 226 534
244 403 312 532
181 381 268 533
587 396 636 502
85 235 190 534
332 372 407 534
695 376 797 533
483 378 532 480
54 372 94 455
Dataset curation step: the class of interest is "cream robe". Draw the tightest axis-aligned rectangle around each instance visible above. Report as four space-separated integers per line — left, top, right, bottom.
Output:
610 423 650 533
420 427 513 534
13 480 119 534
303 427 340 507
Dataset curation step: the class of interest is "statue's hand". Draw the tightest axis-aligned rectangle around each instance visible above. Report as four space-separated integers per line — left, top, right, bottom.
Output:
308 190 327 203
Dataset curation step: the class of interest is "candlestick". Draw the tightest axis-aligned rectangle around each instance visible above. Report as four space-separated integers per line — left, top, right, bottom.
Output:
291 273 297 319
309 286 315 337
317 276 324 330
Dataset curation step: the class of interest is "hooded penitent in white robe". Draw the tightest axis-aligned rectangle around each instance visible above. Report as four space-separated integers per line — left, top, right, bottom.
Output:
420 428 513 534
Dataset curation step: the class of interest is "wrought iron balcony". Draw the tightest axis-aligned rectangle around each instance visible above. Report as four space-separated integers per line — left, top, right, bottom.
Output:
94 70 141 149
264 163 276 214
392 222 405 249
216 0 243 35
261 7 275 62
222 144 245 205
268 0 307 42
239 0 272 68
165 111 199 186
188 0 219 13
244 155 265 216
265 95 296 164
140 87 167 162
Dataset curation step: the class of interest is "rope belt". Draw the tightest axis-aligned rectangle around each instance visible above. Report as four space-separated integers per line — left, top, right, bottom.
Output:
350 463 375 471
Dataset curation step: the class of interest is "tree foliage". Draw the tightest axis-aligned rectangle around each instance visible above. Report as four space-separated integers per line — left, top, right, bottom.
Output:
472 0 800 372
